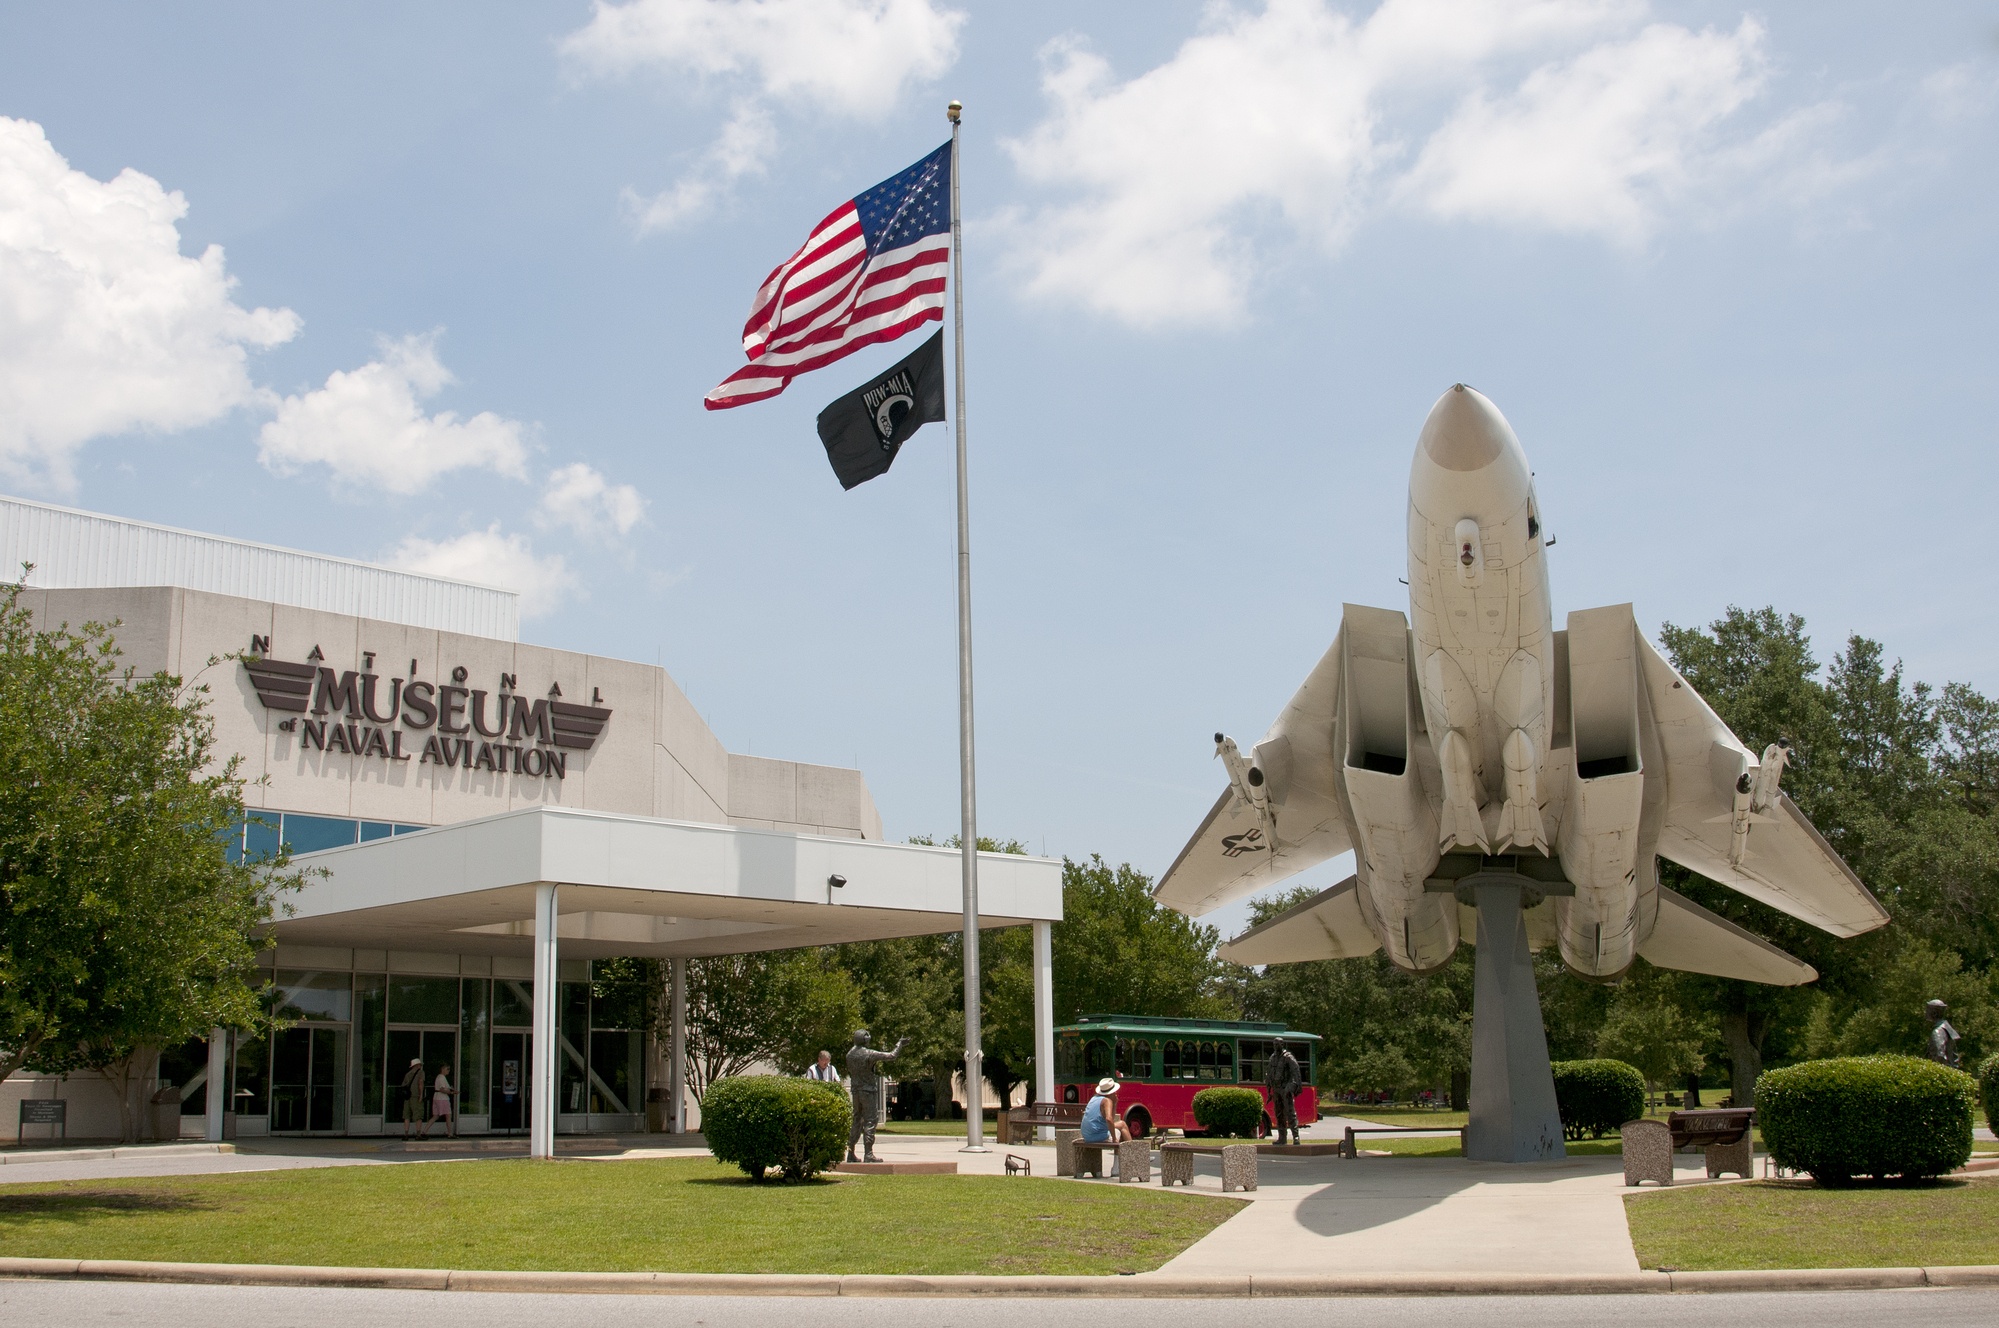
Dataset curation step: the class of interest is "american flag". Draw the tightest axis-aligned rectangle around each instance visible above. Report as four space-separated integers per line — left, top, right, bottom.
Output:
705 142 952 410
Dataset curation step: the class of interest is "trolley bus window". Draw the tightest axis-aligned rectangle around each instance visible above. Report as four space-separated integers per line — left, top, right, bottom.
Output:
1056 1036 1081 1080
1084 1038 1112 1077
1134 1039 1153 1080
1241 1038 1269 1084
1199 1040 1216 1079
1218 1041 1236 1081
1162 1040 1181 1079
1115 1038 1132 1077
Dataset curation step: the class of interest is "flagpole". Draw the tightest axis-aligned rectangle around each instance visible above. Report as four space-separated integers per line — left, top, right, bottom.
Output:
946 98 986 1153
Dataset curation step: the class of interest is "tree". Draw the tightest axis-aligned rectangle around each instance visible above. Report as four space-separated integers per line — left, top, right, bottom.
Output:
672 950 862 1099
1595 980 1715 1101
1052 854 1238 1023
0 579 304 1139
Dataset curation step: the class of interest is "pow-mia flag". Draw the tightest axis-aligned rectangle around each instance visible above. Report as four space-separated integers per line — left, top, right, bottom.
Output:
814 330 946 490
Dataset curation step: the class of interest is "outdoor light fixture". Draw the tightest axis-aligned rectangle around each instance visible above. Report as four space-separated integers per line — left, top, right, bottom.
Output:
827 873 847 905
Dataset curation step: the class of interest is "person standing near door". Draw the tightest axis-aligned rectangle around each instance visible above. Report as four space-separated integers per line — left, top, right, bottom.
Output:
399 1058 426 1140
429 1065 457 1139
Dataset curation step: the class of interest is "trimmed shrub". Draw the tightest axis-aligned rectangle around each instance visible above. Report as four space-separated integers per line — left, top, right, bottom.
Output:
1551 1059 1647 1141
1192 1086 1265 1138
1758 1056 1976 1183
1979 1054 1999 1130
701 1075 851 1182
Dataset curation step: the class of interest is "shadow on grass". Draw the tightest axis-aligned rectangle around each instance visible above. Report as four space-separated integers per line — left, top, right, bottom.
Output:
0 1189 210 1221
1763 1175 1972 1191
684 1175 845 1187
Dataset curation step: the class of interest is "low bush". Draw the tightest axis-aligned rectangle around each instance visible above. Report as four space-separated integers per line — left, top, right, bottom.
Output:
1192 1086 1265 1138
1979 1054 1999 1129
701 1075 850 1182
1551 1059 1647 1140
1758 1056 1976 1183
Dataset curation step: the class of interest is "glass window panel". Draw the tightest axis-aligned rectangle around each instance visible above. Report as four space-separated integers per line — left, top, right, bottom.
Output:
588 1029 642 1115
1162 1041 1180 1077
280 813 358 855
493 978 533 1027
1200 1041 1216 1079
233 1034 269 1115
1055 1036 1079 1079
1134 1039 1153 1080
559 982 590 1113
1083 1038 1111 1077
1218 1041 1236 1082
273 969 351 1023
352 974 386 1115
393 823 428 835
244 816 281 863
460 979 490 1116
217 819 247 866
387 976 459 1026
359 821 395 842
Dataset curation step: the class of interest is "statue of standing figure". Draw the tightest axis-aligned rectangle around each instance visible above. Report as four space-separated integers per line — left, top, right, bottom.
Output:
845 1029 910 1163
1925 999 1962 1068
1264 1037 1303 1146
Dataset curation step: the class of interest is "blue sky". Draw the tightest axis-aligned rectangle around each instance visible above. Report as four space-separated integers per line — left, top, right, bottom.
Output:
2 2 1995 939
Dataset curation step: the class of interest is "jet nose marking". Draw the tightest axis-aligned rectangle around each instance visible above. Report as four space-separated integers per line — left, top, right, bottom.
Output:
1419 384 1508 472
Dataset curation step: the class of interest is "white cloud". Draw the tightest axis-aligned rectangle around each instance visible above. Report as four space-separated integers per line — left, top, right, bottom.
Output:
1400 20 1766 242
1001 1 1826 327
563 0 964 229
0 116 300 492
389 526 576 619
538 462 646 539
258 333 530 495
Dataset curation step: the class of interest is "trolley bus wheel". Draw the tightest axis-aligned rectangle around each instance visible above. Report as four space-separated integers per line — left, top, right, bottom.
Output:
1257 1113 1272 1139
1126 1108 1152 1139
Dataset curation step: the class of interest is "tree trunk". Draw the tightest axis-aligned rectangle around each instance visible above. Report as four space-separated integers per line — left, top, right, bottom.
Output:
1722 1010 1766 1108
1448 1068 1469 1112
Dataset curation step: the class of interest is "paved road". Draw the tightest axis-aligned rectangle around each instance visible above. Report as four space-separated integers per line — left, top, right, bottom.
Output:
3 1281 1996 1325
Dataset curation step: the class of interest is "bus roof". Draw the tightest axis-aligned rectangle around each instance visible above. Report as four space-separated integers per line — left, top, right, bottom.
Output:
1058 1014 1322 1042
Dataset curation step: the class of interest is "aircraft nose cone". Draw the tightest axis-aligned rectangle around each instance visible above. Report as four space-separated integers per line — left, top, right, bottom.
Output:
1419 383 1510 472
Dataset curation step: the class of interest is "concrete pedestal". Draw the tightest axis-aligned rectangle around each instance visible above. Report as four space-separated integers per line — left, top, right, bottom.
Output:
1463 880 1565 1163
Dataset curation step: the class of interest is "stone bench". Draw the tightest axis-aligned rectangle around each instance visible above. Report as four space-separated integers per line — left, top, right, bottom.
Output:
1054 1128 1081 1176
1159 1141 1196 1187
1073 1138 1151 1182
1623 1110 1756 1186
1221 1142 1258 1192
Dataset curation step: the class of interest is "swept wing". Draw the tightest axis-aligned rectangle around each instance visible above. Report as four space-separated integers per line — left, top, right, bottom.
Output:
1637 633 1889 938
1153 630 1353 916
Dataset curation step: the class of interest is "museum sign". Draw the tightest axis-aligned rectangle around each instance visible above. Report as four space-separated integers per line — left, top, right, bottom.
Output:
241 636 610 780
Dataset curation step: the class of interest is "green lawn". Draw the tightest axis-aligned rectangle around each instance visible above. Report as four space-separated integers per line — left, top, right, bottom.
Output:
1626 1179 1999 1270
1336 1107 1470 1128
0 1157 1240 1275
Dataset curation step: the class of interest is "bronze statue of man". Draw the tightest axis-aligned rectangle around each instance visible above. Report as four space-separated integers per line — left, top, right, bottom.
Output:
1264 1038 1303 1145
1925 999 1962 1068
845 1029 910 1163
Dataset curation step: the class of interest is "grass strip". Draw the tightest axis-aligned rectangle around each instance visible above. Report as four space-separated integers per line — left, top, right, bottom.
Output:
1625 1177 1999 1270
0 1157 1238 1276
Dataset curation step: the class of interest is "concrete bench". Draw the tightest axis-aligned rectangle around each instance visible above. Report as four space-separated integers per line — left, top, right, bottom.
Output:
1073 1138 1150 1182
1054 1128 1081 1176
1623 1110 1755 1186
1159 1141 1197 1187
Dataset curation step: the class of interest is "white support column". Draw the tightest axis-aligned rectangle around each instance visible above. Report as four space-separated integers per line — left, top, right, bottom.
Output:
204 1027 228 1143
668 958 687 1134
531 883 559 1159
1032 919 1054 1140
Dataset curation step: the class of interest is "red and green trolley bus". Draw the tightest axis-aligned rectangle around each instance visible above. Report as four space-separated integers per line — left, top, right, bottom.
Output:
1053 1014 1321 1138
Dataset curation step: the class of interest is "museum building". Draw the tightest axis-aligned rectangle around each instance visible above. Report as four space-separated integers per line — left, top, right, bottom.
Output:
0 495 1062 1150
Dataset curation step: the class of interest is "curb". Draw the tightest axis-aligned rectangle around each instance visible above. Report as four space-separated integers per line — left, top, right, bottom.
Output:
0 1144 236 1167
5 1257 1999 1296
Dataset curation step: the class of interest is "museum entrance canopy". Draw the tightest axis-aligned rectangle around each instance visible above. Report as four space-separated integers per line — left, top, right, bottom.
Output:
276 805 1064 959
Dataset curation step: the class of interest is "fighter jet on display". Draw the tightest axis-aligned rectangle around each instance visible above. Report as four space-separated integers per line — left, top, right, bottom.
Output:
1157 384 1888 996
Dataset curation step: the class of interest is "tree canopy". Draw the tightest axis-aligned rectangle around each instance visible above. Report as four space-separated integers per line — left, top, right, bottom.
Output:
0 579 304 1136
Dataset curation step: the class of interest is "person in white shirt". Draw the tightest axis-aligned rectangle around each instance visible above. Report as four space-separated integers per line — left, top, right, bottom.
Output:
805 1050 841 1084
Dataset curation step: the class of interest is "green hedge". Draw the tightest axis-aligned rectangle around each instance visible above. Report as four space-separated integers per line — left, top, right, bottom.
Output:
701 1075 851 1182
1758 1056 1976 1183
1979 1054 1999 1129
1551 1059 1647 1141
1192 1086 1265 1138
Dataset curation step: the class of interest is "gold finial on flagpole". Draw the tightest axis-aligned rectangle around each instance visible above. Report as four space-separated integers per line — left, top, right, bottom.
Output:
947 100 962 124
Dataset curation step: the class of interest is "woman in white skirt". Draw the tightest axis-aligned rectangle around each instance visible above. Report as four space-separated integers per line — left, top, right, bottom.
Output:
428 1065 457 1139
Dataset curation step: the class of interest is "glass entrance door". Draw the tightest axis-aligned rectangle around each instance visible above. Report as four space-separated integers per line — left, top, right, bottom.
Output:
490 1031 531 1133
271 1026 349 1133
386 1028 458 1128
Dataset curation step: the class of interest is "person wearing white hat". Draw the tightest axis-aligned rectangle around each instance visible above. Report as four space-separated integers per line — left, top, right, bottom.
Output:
1079 1075 1130 1153
398 1057 426 1140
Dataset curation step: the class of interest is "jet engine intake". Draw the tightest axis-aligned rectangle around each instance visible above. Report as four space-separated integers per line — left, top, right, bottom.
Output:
1553 604 1649 979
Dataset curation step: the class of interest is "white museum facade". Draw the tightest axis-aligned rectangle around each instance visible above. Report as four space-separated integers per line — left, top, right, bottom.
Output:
0 495 1062 1149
